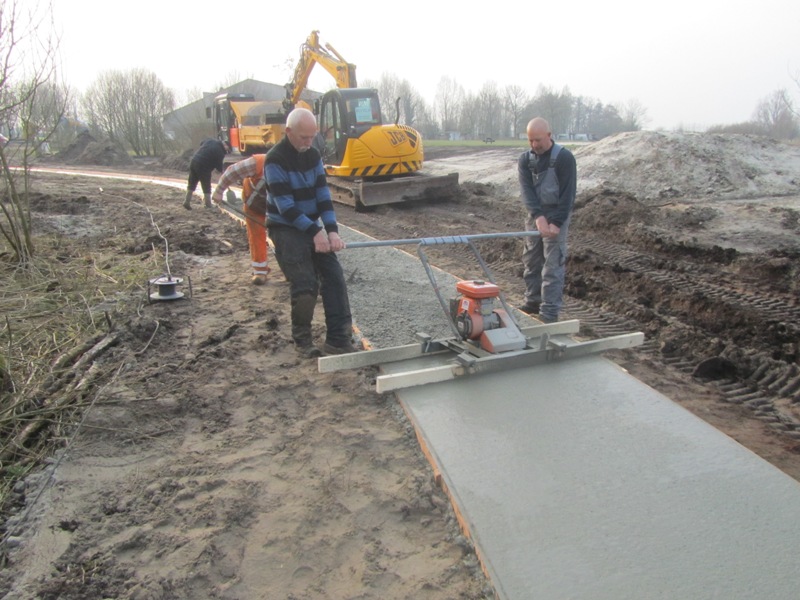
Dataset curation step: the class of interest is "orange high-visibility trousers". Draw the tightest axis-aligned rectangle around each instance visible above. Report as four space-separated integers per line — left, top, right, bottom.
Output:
242 177 269 278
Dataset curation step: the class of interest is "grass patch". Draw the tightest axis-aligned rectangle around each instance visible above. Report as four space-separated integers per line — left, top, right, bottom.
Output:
0 230 158 520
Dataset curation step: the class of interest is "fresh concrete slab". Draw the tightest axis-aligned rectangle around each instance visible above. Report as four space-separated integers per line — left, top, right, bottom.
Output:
386 354 800 599
335 224 800 599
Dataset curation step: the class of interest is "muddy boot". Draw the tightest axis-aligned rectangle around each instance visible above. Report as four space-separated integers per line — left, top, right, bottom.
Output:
292 294 320 358
203 193 213 209
183 190 193 210
323 340 359 355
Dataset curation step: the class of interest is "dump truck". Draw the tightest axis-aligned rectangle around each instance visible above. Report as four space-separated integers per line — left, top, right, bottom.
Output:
209 93 286 156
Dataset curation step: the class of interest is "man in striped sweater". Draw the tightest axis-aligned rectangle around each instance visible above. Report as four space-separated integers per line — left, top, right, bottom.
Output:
265 108 356 358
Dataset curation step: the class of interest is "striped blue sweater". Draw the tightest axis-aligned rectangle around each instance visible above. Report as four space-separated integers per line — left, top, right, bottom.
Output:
264 137 338 236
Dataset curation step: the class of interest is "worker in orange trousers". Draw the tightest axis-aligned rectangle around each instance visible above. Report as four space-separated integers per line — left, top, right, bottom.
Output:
212 155 271 285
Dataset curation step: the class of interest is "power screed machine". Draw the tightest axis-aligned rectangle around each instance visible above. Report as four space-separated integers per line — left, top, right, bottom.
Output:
318 232 644 392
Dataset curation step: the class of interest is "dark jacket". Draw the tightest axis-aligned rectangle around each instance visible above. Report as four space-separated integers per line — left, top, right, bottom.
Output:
190 138 227 174
518 142 577 227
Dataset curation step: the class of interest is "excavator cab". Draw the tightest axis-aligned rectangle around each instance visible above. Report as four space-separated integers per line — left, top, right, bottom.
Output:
317 88 382 166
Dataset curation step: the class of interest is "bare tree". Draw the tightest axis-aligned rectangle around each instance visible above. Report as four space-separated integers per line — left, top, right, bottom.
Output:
476 81 502 140
19 80 70 151
527 85 574 138
504 84 529 140
618 98 650 132
362 73 423 127
0 0 67 264
785 65 800 120
754 89 798 139
458 92 481 139
178 86 205 106
586 102 624 139
82 71 123 140
82 68 175 156
435 77 464 137
395 79 420 127
570 96 592 136
412 100 440 140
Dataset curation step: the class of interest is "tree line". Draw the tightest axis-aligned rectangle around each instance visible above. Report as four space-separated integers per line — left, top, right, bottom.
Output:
3 0 800 168
17 67 800 162
369 75 650 141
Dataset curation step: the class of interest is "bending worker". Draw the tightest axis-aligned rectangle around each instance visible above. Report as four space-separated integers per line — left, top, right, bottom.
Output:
212 155 271 285
184 138 228 210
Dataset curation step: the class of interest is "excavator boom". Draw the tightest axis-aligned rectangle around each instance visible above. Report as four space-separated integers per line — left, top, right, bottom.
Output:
284 31 357 110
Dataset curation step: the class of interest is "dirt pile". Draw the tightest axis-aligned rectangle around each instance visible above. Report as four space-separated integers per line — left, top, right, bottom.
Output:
54 130 96 162
572 133 800 256
159 148 193 172
574 131 800 202
53 131 133 167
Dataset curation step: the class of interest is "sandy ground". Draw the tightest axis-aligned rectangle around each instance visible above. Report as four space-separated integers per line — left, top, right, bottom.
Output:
2 131 800 599
0 178 492 599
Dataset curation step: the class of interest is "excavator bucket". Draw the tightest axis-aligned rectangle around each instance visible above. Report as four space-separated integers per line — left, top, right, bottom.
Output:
330 172 460 210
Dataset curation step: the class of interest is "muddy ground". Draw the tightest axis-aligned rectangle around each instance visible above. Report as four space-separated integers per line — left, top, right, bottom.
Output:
1 131 800 599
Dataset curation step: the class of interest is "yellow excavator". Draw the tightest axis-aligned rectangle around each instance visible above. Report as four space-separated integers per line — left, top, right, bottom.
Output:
284 30 458 209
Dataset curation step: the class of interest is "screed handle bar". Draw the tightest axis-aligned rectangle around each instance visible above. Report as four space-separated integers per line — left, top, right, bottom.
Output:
342 231 540 249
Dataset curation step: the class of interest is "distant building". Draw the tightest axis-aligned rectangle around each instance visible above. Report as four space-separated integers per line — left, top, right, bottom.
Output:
162 79 320 150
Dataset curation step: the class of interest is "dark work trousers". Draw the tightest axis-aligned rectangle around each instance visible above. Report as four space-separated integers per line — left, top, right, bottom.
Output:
187 162 214 194
268 225 353 346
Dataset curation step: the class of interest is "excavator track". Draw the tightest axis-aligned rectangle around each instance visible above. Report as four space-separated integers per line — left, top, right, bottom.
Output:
328 172 460 211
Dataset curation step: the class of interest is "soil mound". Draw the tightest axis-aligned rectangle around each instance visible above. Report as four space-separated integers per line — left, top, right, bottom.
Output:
52 131 133 167
158 149 193 172
54 131 96 163
71 138 133 167
574 131 800 203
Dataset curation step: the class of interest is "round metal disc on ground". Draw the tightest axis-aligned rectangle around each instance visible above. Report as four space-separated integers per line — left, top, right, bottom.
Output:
149 275 185 301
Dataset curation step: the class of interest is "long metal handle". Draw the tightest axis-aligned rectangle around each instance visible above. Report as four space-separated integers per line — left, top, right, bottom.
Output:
342 231 540 249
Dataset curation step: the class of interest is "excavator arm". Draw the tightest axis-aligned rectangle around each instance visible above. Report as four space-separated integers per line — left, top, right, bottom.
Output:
283 30 357 111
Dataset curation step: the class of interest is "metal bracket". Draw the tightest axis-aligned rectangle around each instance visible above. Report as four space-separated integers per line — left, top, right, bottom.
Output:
319 319 645 392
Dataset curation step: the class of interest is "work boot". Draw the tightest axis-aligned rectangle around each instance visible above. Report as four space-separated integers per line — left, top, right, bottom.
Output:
519 301 540 315
251 274 268 285
295 339 322 358
183 190 193 210
203 193 213 209
323 341 359 355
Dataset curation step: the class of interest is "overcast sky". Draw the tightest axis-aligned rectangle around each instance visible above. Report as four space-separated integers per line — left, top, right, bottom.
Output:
51 0 799 131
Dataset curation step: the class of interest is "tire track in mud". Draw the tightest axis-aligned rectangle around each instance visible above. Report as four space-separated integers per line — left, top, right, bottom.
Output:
568 234 799 387
565 234 800 437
